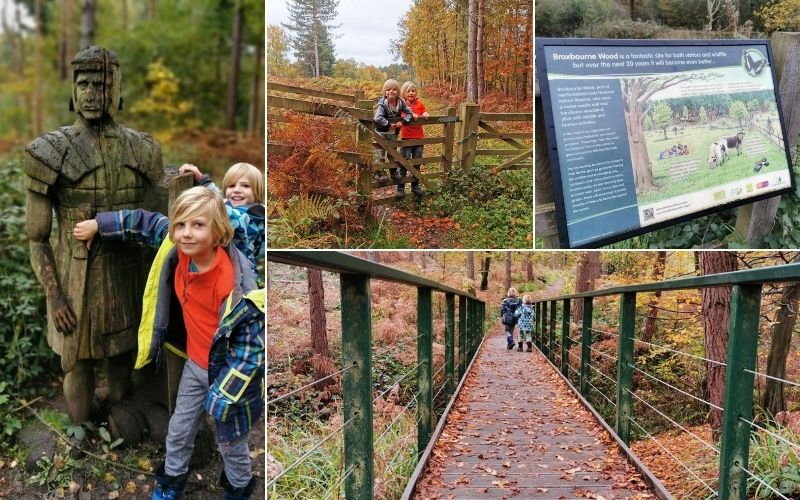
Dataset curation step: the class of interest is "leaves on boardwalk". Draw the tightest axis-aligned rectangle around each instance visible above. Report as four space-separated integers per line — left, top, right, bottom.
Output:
414 325 655 499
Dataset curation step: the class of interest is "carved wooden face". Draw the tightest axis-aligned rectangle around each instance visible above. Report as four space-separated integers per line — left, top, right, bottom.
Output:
74 70 120 120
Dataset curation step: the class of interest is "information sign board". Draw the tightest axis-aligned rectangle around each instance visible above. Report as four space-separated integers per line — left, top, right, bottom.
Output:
536 38 795 248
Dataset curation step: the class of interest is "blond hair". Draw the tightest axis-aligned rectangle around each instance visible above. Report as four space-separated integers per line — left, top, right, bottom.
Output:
507 287 518 298
223 162 264 204
169 186 234 247
382 79 400 96
400 81 417 100
522 294 532 305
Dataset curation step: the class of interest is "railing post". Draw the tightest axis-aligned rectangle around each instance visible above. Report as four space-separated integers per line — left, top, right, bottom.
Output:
340 274 373 500
580 297 593 398
719 284 763 500
417 287 433 457
445 293 455 399
616 292 636 446
442 107 457 172
561 298 571 377
549 300 557 363
541 300 549 356
458 295 467 379
455 103 480 172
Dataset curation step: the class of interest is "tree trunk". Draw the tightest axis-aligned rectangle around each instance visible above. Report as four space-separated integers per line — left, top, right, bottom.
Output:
307 269 332 389
247 41 264 138
476 0 484 99
642 252 667 343
480 256 491 291
572 252 601 325
121 0 128 32
79 0 95 49
762 255 800 417
33 0 42 136
58 0 74 80
466 252 475 280
521 2 532 103
700 251 737 441
466 0 477 102
225 0 244 130
526 255 534 281
504 253 512 293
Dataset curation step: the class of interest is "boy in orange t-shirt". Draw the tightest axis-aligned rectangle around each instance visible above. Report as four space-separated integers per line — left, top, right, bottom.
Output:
399 81 430 196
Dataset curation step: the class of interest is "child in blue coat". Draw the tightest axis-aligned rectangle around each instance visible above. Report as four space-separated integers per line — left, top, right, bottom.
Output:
514 295 535 352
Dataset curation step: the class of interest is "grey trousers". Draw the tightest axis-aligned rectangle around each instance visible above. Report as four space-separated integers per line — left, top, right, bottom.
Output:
164 359 252 487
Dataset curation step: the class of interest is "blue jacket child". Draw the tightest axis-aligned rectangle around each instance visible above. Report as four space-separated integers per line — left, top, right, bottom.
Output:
514 295 535 352
501 288 521 350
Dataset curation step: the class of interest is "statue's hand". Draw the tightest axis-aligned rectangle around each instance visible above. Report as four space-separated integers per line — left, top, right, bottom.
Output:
49 292 77 334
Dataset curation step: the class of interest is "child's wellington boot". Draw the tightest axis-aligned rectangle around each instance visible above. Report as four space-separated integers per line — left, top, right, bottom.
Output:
517 342 523 352
221 471 257 500
526 341 533 352
151 463 189 500
507 335 514 349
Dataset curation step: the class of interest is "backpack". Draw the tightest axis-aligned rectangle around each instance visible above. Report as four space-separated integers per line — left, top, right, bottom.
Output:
501 297 520 324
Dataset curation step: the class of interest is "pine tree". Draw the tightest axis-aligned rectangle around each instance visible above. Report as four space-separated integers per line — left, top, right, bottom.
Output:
282 0 339 77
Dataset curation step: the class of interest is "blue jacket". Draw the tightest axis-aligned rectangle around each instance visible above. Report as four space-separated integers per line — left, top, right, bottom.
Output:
501 297 521 325
96 209 265 442
514 304 535 332
374 96 414 133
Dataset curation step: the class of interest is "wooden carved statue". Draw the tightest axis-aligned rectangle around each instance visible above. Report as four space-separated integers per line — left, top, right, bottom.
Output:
25 46 166 424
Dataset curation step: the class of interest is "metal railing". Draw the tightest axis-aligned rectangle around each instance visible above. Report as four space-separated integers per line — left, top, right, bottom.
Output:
267 251 487 499
532 263 800 500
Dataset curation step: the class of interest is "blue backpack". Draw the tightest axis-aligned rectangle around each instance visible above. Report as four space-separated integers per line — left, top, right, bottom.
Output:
501 297 521 324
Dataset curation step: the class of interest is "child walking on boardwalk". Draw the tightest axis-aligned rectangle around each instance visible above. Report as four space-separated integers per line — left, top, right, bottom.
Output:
501 288 521 350
75 187 264 500
398 81 430 197
373 79 413 186
514 295 535 352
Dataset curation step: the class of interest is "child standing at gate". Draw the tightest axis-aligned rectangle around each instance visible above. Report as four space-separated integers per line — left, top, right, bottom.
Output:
398 81 430 197
514 295 535 352
501 288 521 351
373 79 414 188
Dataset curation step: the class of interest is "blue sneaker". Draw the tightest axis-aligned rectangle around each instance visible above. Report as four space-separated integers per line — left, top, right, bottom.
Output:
506 335 514 350
151 463 189 500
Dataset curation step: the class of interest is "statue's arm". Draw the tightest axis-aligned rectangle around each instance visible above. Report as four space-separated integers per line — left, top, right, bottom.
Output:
27 190 77 334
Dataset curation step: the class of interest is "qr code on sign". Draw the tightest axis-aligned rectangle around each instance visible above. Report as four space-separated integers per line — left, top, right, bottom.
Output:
643 208 654 221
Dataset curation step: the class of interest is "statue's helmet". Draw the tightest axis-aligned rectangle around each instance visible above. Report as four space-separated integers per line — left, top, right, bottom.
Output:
70 46 122 117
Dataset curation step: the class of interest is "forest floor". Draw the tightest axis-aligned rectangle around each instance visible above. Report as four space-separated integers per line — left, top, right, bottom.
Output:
0 381 265 499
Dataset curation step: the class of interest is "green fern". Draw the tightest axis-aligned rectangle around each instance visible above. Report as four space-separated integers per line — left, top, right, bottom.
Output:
268 194 341 247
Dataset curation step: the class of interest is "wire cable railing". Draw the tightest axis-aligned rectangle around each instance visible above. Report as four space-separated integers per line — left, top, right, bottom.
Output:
741 466 791 500
630 364 722 411
586 379 617 408
267 364 355 406
632 337 727 368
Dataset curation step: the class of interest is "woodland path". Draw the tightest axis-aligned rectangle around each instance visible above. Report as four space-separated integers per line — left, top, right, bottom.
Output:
413 325 655 499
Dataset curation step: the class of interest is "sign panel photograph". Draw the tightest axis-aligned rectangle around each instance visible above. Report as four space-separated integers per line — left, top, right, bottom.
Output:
536 39 795 248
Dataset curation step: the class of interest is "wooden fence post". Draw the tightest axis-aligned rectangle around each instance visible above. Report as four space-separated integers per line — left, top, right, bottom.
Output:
356 99 374 205
455 103 480 172
736 33 800 246
442 107 457 172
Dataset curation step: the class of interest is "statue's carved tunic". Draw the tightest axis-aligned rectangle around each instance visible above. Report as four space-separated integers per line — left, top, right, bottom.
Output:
25 123 163 363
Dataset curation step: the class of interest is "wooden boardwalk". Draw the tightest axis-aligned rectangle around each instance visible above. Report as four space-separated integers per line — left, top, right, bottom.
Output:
413 326 655 499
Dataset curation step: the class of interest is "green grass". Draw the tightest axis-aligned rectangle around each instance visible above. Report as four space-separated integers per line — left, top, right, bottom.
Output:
748 421 800 498
638 124 788 205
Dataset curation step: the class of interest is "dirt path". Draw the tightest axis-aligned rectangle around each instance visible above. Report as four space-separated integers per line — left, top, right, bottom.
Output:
413 325 654 499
